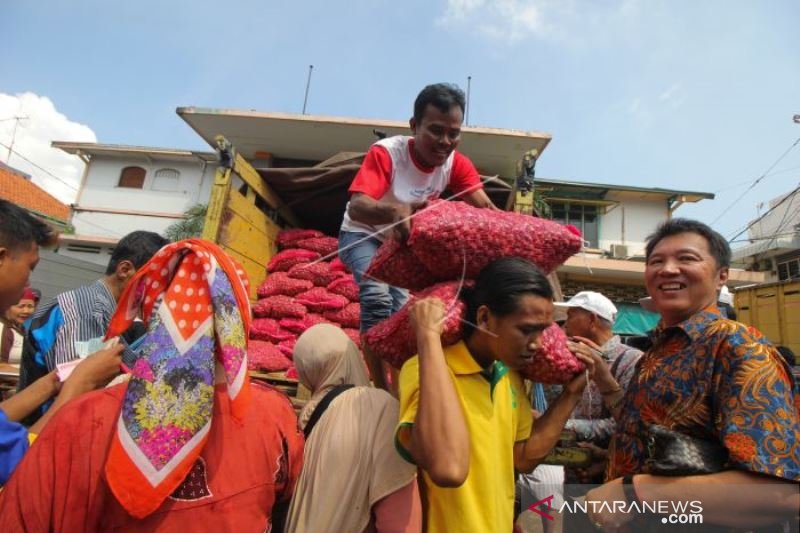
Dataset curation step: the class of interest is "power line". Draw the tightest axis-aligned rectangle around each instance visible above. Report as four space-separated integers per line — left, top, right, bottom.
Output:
710 137 800 225
0 140 79 191
727 182 800 243
712 165 800 194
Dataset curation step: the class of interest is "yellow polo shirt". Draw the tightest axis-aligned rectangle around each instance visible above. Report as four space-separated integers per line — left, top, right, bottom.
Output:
396 341 533 533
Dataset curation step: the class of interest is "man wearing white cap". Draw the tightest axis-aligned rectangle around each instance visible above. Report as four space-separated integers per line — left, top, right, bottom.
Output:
555 292 643 487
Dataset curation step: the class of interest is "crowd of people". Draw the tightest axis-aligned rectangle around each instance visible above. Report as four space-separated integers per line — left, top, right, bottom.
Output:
0 82 798 533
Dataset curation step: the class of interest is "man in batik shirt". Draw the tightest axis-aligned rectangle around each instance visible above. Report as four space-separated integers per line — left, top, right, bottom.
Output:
584 218 799 532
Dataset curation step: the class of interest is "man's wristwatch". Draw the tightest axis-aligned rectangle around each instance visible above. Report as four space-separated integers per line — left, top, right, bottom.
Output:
622 475 641 505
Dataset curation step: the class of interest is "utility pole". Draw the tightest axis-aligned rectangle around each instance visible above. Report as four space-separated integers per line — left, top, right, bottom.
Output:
465 76 472 126
302 65 314 115
1 115 29 164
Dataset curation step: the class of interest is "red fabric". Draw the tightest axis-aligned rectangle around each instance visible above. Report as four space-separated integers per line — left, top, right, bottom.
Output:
323 302 361 329
348 142 482 200
327 276 360 302
267 249 321 273
447 152 482 195
276 228 324 249
0 384 304 532
293 236 339 257
253 295 308 319
520 324 585 384
294 288 348 313
248 341 292 372
348 145 392 200
250 318 295 343
256 272 313 298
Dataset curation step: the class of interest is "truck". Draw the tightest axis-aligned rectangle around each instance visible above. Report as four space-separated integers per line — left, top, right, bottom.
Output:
734 280 800 355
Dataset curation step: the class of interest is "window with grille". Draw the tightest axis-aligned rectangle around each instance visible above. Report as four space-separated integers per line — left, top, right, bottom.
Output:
118 166 146 189
549 202 599 248
153 168 180 192
778 258 800 281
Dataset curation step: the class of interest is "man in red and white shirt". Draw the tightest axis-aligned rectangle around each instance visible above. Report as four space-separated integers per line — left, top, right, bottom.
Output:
338 83 496 388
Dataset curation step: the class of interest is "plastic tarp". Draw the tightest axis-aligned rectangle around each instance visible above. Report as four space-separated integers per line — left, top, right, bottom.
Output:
613 303 660 336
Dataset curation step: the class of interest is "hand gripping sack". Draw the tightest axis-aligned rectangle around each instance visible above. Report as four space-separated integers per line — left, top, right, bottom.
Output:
407 200 583 278
520 324 585 384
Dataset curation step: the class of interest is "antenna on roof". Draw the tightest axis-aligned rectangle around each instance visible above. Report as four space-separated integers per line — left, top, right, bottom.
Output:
302 65 314 115
465 76 472 126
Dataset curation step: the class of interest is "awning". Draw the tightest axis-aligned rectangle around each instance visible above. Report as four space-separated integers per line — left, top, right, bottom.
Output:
613 303 660 336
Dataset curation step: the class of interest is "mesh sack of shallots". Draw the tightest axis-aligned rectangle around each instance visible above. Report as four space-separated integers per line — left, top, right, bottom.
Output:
364 237 438 291
252 295 307 319
406 200 583 279
267 249 321 273
520 323 585 384
295 287 348 313
294 236 339 257
327 276 360 302
330 257 350 274
363 281 470 369
343 328 362 348
248 340 292 372
250 318 295 343
278 337 297 359
287 261 346 287
276 228 325 249
323 302 361 329
279 313 330 335
256 272 313 298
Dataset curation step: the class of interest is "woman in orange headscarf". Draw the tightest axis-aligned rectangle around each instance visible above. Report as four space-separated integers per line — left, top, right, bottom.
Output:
0 240 304 532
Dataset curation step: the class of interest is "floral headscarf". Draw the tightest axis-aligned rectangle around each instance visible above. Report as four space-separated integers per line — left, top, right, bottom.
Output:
104 239 251 518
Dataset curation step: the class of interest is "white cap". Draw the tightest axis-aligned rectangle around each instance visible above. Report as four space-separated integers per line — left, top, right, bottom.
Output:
718 286 733 306
555 291 618 323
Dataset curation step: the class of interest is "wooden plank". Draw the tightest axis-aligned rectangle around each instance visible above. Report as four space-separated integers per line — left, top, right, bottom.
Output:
202 166 233 243
222 247 267 300
226 189 281 242
232 152 302 227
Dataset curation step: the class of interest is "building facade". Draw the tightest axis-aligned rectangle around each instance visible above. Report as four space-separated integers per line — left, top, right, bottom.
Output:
52 142 216 265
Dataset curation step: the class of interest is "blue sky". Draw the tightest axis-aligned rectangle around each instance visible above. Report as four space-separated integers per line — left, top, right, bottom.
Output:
2 0 799 243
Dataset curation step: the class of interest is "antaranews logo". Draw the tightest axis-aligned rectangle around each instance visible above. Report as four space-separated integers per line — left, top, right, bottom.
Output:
528 496 704 525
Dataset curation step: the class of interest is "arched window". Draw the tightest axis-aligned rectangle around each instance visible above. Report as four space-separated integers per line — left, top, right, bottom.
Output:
118 166 146 188
153 168 180 192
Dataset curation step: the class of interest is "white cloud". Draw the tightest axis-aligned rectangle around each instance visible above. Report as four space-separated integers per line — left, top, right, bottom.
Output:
438 0 554 44
658 83 686 108
0 92 96 204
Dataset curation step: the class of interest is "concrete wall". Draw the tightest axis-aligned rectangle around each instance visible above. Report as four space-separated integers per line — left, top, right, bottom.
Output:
73 156 215 238
599 194 669 256
748 189 800 240
29 250 106 303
